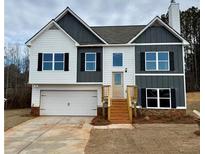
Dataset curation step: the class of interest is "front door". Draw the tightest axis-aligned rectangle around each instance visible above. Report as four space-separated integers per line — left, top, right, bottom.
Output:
112 72 124 98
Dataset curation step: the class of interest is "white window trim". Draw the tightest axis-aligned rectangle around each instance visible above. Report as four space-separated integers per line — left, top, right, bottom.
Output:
85 52 96 71
42 53 64 71
146 88 171 109
113 53 123 67
145 51 170 71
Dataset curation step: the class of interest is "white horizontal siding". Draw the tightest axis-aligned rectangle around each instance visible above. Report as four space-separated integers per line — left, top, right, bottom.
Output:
29 29 77 84
31 84 102 107
103 46 135 97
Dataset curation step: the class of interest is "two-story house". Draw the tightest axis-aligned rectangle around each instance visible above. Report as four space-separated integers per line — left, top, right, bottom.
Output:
26 1 189 123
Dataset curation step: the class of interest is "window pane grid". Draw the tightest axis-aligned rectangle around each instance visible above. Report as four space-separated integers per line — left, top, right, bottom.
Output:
43 53 64 71
146 88 171 108
85 53 96 71
145 52 169 71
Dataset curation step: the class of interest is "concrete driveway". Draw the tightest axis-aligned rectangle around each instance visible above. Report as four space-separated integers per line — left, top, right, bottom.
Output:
5 116 93 154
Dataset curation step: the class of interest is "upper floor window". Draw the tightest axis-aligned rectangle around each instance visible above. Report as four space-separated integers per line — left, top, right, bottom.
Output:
145 51 169 71
85 53 96 71
54 53 64 70
43 53 64 71
113 53 123 66
43 53 53 70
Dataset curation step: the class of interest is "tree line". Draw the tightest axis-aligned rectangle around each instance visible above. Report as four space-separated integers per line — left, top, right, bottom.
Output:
4 43 31 109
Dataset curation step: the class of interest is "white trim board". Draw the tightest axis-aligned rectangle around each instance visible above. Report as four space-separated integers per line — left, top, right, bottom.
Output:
77 42 185 47
54 7 108 44
135 73 184 76
128 16 189 45
176 106 186 109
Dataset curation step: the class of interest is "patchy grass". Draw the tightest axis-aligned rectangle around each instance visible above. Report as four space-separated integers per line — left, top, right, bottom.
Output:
4 108 35 131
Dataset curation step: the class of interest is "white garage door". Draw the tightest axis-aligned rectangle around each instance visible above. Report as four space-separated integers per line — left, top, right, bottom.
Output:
40 90 97 116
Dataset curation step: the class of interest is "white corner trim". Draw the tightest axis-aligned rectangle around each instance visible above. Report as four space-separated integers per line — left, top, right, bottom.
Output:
128 16 189 45
55 7 108 44
26 20 79 46
176 106 186 109
135 73 184 76
182 46 187 108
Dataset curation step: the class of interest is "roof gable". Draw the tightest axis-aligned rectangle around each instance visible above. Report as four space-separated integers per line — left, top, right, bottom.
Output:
55 7 107 45
132 20 181 43
128 16 189 45
25 20 79 46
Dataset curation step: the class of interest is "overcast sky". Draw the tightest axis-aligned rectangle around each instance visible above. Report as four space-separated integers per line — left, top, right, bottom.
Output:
5 0 199 44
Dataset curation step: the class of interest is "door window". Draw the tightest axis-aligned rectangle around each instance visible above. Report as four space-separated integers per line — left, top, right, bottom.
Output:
114 73 122 85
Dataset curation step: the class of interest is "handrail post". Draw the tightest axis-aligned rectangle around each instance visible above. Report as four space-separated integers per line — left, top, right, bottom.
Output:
108 86 111 121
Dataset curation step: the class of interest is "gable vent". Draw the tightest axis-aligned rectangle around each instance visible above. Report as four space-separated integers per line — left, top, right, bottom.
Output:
49 24 59 30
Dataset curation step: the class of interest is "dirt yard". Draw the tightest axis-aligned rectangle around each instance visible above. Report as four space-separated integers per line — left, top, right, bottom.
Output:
4 108 34 131
85 124 199 154
186 92 200 116
86 92 200 154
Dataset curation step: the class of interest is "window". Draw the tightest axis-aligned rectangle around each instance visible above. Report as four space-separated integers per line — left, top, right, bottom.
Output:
114 73 122 85
54 53 64 70
145 52 169 71
43 53 53 70
113 53 123 66
85 53 96 71
146 88 171 109
42 53 64 71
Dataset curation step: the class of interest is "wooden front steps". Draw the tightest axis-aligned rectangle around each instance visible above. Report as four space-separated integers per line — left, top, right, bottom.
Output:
110 99 131 124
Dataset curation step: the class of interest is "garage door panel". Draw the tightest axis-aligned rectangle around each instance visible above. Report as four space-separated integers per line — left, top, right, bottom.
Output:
40 90 97 115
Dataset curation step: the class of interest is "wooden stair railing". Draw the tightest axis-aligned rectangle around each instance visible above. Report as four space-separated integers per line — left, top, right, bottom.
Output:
126 85 138 121
101 85 111 120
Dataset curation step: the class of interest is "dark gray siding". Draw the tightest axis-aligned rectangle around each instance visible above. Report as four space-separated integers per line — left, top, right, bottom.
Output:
132 25 181 43
77 47 102 82
135 45 183 73
57 12 104 45
135 76 185 107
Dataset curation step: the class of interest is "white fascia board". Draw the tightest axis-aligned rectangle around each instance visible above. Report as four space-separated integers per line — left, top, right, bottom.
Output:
77 42 184 47
55 7 108 44
26 20 79 46
135 73 184 76
128 16 189 45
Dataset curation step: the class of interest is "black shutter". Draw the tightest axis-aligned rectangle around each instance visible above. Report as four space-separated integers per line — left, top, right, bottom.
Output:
140 52 145 71
171 89 176 108
96 53 101 71
169 52 175 71
37 53 42 71
64 53 69 71
141 88 146 108
80 53 85 71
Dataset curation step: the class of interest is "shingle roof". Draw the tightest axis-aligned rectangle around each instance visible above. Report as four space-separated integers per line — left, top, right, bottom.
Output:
91 25 146 44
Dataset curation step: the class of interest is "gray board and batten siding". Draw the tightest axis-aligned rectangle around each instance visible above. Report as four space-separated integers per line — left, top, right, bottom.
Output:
132 23 182 43
77 47 103 82
57 11 104 45
135 45 183 73
136 76 185 107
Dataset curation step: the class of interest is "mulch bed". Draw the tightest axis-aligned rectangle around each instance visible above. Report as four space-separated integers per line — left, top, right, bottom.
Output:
133 115 198 124
90 116 110 126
